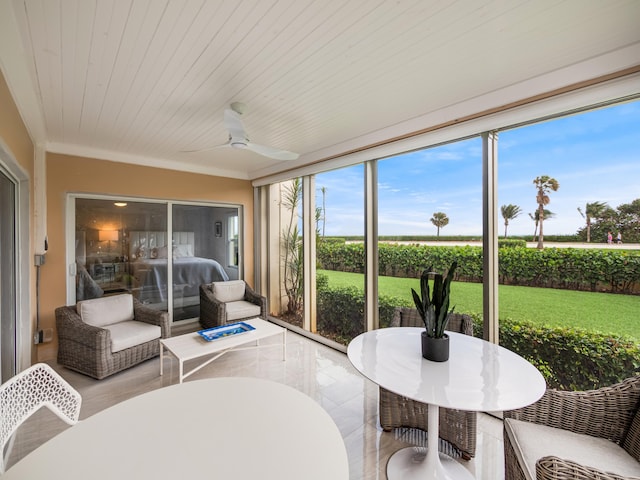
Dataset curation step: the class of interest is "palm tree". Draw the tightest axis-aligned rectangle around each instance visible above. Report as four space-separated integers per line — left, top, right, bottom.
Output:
281 178 303 316
500 204 522 238
430 212 449 238
577 201 608 242
533 175 560 249
529 209 554 242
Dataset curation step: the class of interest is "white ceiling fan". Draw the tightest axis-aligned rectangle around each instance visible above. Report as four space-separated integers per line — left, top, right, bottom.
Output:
184 102 299 161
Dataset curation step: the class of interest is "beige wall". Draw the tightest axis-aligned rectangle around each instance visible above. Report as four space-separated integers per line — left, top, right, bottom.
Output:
0 72 34 169
39 153 254 361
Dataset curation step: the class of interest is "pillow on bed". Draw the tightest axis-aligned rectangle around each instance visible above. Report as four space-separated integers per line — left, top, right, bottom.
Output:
173 244 193 258
149 245 169 259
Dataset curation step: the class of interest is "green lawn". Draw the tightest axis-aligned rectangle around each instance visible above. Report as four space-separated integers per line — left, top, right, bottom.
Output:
319 269 640 340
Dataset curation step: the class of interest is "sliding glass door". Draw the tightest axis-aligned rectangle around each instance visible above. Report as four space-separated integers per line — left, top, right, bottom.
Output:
171 204 239 321
73 196 241 324
0 168 17 381
75 198 167 303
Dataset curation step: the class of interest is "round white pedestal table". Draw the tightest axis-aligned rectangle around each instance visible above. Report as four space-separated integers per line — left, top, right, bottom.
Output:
3 377 349 480
347 328 545 480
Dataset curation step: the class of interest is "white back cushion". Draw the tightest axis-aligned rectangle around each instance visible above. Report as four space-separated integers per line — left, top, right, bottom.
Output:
77 294 134 327
211 280 246 302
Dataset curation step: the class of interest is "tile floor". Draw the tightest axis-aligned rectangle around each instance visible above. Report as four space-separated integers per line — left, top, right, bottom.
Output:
8 327 505 479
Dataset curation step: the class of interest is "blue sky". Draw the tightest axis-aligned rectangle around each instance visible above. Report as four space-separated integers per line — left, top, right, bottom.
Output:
315 100 640 237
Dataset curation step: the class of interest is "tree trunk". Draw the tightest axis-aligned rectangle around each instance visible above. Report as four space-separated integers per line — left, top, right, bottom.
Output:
537 205 544 249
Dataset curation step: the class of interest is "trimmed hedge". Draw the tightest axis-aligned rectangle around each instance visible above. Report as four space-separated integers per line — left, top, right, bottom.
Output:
316 285 403 343
317 242 640 294
316 285 640 390
497 318 640 390
498 238 527 248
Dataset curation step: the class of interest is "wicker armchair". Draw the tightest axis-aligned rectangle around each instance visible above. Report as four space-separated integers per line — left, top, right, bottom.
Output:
379 307 477 460
503 375 640 480
199 280 267 329
56 295 170 380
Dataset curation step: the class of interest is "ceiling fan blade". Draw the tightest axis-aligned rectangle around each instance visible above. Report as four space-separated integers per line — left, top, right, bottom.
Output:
180 142 230 153
246 142 299 160
183 103 298 160
224 108 247 139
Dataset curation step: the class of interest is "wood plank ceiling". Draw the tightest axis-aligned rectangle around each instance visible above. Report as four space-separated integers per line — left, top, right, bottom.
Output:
2 0 640 180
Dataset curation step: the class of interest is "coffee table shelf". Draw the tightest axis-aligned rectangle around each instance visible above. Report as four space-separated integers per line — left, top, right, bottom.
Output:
160 318 286 383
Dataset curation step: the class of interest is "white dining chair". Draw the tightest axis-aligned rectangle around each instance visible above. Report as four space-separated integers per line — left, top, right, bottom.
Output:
0 363 82 473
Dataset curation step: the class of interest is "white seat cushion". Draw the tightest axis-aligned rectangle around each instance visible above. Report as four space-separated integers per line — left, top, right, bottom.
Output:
104 321 161 353
211 280 246 303
77 294 134 327
225 301 261 321
504 418 640 480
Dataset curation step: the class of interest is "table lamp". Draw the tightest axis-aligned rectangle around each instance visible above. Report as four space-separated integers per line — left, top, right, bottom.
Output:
98 230 119 253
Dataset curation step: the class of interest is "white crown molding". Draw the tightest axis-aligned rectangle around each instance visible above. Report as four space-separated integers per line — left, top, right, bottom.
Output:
45 142 250 180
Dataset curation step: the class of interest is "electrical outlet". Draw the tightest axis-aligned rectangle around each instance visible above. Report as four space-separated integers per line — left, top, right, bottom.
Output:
34 328 53 344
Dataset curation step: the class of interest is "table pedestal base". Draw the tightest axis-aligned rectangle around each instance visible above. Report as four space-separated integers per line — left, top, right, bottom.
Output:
386 447 473 480
386 403 474 480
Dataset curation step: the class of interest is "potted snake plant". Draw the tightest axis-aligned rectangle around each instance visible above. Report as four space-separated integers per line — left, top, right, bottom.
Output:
411 261 457 361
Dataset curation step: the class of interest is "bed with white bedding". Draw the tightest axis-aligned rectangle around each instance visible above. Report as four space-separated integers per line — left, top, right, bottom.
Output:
129 231 229 309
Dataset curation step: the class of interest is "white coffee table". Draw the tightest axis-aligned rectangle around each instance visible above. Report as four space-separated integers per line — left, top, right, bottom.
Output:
348 328 546 480
160 318 286 383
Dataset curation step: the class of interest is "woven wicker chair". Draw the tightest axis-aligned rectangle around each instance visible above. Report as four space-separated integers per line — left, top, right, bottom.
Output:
503 375 640 480
199 280 267 329
378 307 477 460
56 296 170 380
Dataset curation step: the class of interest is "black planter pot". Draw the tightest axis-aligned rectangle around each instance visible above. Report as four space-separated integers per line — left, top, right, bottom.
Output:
421 331 450 362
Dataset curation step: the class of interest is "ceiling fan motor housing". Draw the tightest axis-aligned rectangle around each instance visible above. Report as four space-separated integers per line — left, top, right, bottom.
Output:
230 139 248 149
